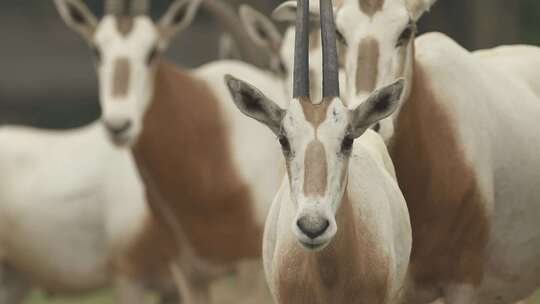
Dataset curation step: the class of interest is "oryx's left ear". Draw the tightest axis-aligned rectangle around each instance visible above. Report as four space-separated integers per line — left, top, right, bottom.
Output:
405 0 438 21
54 0 97 41
225 75 285 135
158 0 202 43
240 5 282 53
349 79 404 138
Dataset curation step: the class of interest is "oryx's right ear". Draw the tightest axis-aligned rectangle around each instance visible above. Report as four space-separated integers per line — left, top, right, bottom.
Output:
54 0 97 41
158 0 202 45
349 79 404 138
272 1 319 23
240 5 282 53
405 0 438 21
225 74 285 135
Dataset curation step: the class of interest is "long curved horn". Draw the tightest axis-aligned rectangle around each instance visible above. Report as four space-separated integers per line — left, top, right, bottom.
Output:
131 0 149 15
293 0 310 98
201 0 269 69
320 0 339 97
106 0 126 15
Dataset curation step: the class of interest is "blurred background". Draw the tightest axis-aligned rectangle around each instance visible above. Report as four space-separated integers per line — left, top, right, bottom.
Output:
0 0 539 303
1 0 540 129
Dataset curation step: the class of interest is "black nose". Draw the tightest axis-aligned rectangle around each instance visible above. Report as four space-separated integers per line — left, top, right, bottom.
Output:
297 216 330 239
106 120 132 135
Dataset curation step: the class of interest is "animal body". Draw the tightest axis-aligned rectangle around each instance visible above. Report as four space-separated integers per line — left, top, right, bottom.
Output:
0 122 161 303
225 1 412 303
56 0 288 302
329 0 540 302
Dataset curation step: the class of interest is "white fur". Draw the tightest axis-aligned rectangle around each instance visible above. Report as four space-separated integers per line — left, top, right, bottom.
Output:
0 123 150 300
334 0 540 300
263 129 411 303
415 33 540 303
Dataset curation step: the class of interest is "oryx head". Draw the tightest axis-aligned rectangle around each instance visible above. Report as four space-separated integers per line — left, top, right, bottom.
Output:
226 0 404 251
334 0 437 139
55 0 202 146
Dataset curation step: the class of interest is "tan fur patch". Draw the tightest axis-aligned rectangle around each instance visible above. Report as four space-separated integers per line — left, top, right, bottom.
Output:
304 140 328 197
112 57 131 98
300 98 331 127
276 196 390 303
133 61 262 263
116 16 134 37
356 37 380 94
390 61 489 288
359 0 384 17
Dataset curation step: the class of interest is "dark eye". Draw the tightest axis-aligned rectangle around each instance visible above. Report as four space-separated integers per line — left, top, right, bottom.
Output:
278 135 291 153
396 23 416 47
91 46 101 63
336 29 347 47
147 46 159 65
341 135 354 153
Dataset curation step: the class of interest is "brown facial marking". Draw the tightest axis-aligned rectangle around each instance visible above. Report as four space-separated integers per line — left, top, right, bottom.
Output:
390 61 489 289
112 57 131 98
116 16 135 37
276 195 390 303
356 36 380 94
300 98 331 128
304 140 328 197
133 62 263 263
359 0 385 17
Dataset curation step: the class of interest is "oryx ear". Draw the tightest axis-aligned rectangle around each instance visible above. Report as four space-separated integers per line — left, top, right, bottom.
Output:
54 0 97 41
225 75 285 135
240 5 282 53
272 1 319 24
219 34 242 60
405 0 438 21
158 0 202 44
349 79 404 138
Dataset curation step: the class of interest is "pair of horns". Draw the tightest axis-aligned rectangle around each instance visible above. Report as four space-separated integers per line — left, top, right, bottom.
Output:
293 0 339 99
105 0 149 15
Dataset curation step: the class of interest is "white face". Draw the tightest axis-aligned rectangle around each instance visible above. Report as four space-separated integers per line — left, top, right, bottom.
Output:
55 0 203 146
93 16 161 146
335 0 436 138
280 98 353 250
225 75 404 252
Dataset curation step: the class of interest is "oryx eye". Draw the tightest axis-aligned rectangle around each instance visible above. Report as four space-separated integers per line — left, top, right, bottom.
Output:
336 29 347 47
91 46 102 63
278 135 291 153
341 135 354 153
147 46 159 65
396 22 416 47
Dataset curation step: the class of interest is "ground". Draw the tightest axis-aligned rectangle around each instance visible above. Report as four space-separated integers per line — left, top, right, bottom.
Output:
24 289 540 303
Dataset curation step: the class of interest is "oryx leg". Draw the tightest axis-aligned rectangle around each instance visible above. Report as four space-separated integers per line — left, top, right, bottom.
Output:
0 263 31 304
170 262 211 304
114 274 148 304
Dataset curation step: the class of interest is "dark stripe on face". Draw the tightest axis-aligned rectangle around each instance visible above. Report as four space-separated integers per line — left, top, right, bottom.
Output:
356 36 380 94
112 58 131 98
304 140 328 197
116 16 134 37
300 100 331 197
359 0 384 17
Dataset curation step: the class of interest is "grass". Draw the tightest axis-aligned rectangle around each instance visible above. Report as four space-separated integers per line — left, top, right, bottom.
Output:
25 290 114 304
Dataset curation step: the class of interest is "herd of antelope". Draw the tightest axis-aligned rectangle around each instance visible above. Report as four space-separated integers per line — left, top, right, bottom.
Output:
0 0 539 303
